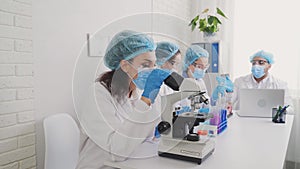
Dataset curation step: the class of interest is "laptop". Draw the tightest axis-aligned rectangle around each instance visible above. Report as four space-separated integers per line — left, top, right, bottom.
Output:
237 88 285 118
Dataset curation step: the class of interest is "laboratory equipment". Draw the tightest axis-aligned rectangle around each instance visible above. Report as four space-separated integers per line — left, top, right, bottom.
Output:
157 72 215 165
210 107 227 134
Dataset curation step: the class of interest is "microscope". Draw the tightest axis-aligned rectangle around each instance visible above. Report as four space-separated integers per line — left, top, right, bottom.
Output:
157 72 215 165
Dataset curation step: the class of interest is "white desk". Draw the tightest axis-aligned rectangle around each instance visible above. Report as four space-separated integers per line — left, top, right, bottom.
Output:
104 114 294 169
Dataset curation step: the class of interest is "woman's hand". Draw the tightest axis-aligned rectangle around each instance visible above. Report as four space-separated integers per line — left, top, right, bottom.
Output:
142 69 172 103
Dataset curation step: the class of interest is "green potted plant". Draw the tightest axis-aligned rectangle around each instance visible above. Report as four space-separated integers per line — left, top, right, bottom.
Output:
189 7 228 38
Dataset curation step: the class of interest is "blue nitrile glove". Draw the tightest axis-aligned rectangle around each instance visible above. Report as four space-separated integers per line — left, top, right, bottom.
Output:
212 85 226 101
199 107 210 113
224 75 234 92
215 75 234 92
212 75 234 101
154 126 160 138
142 69 172 103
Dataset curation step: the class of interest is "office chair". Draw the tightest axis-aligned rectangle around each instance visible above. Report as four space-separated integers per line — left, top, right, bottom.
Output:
43 113 80 169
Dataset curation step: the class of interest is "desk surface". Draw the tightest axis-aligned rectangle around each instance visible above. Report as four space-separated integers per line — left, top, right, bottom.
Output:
104 114 294 169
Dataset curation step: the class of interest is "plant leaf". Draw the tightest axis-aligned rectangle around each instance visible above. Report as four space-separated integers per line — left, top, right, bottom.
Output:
205 27 212 33
217 7 228 19
194 15 199 22
202 8 209 14
199 18 207 29
191 22 196 31
215 17 222 24
188 15 199 26
209 25 217 33
200 26 206 32
208 15 214 25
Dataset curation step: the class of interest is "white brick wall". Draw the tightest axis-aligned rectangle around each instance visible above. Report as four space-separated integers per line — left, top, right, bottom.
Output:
0 25 32 40
0 77 34 88
17 111 34 123
14 40 32 52
0 145 35 166
0 114 17 128
0 51 33 64
14 16 32 29
0 89 16 102
0 12 14 26
15 64 33 76
0 162 18 169
0 0 31 16
0 100 34 114
0 0 35 168
18 133 35 147
19 156 35 169
0 138 17 154
0 65 14 76
0 38 13 51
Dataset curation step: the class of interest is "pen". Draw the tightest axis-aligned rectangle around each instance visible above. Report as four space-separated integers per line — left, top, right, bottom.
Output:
272 106 282 122
279 105 289 116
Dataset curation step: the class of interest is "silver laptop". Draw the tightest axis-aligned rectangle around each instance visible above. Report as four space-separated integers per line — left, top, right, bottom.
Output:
237 88 284 118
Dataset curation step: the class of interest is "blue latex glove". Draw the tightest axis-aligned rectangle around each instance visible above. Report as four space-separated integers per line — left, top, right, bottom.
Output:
154 126 160 138
212 85 226 101
224 75 234 92
199 107 210 113
215 75 234 93
142 69 172 103
212 75 234 101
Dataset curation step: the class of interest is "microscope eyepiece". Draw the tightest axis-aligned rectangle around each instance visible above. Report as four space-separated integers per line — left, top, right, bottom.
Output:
163 72 184 91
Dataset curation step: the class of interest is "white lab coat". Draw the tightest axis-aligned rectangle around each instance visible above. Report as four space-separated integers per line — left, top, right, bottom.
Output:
76 83 160 169
231 73 294 113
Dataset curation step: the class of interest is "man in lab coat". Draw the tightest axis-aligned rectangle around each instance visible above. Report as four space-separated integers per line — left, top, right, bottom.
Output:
231 50 294 113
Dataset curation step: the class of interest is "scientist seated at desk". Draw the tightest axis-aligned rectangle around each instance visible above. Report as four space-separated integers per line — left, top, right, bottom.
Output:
231 50 294 113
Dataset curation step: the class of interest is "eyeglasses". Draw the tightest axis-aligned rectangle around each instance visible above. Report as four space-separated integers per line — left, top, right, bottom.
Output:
128 60 156 69
251 60 268 66
192 63 210 70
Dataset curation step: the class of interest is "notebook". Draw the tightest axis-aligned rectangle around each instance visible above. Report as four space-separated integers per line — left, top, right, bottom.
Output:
237 88 284 118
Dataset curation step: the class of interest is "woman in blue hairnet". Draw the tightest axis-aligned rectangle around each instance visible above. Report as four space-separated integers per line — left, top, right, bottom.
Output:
76 30 171 168
182 44 211 113
231 50 293 113
155 41 182 96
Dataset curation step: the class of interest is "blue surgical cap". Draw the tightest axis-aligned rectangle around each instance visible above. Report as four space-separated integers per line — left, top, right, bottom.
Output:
249 50 274 64
155 42 179 66
183 45 209 70
104 30 156 70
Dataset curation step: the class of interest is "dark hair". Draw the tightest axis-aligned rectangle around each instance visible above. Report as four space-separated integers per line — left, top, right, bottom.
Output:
170 50 181 60
96 68 131 104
